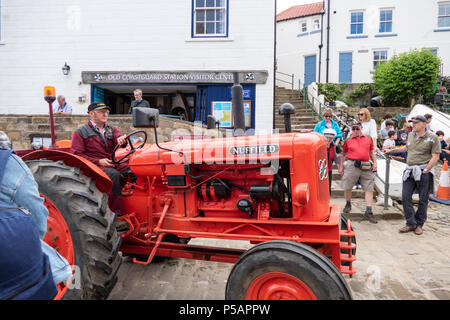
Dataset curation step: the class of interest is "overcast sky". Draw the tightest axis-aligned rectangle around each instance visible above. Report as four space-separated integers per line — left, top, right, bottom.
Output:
277 0 321 13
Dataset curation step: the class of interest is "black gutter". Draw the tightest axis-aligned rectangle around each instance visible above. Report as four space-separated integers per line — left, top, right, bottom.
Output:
326 0 331 82
318 2 325 83
273 0 277 131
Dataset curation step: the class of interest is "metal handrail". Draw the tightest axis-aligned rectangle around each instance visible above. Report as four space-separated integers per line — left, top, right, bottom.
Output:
375 150 391 210
303 86 325 121
275 71 295 91
160 114 183 120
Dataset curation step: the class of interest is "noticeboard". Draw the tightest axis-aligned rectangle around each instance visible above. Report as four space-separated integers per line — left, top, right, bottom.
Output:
211 100 252 128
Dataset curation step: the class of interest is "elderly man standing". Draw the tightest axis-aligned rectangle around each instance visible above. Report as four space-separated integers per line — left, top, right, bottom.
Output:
128 89 150 114
53 95 72 115
338 122 378 224
389 115 441 235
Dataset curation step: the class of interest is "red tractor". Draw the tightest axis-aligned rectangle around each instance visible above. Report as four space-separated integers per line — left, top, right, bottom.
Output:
18 99 356 300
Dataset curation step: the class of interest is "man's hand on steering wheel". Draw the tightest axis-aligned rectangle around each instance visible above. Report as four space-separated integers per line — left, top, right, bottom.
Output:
117 134 127 147
112 130 147 164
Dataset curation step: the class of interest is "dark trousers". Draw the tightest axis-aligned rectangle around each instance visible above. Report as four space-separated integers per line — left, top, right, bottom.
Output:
402 172 432 228
103 166 128 215
440 151 450 163
328 171 332 194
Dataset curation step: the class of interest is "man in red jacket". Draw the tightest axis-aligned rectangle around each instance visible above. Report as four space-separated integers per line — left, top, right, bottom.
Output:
71 102 128 214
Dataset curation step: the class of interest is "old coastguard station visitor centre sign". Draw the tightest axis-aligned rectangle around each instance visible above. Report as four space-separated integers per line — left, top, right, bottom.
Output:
81 71 268 84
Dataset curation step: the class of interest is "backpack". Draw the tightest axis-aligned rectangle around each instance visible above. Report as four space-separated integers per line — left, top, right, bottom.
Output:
0 149 57 300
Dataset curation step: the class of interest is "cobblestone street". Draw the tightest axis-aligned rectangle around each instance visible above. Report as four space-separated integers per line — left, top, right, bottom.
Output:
109 198 450 300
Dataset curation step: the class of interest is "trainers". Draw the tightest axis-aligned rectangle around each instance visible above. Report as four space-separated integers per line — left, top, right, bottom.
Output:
364 212 378 224
343 202 351 214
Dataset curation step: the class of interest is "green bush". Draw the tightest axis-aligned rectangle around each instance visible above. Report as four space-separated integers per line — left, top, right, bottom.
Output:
317 83 347 101
372 50 441 107
347 83 373 101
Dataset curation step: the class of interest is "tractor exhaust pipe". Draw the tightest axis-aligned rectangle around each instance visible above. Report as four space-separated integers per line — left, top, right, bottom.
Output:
232 72 245 136
279 103 295 133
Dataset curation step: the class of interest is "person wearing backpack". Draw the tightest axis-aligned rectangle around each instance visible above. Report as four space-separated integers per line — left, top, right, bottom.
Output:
0 131 72 299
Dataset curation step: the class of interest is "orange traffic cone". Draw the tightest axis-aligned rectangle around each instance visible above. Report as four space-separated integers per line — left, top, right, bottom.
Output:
435 160 449 201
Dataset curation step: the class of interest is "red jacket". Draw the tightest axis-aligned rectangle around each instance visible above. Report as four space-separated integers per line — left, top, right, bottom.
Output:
71 121 124 168
327 142 336 172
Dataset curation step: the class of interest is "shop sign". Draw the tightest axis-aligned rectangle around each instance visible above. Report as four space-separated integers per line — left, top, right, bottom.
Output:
82 71 268 84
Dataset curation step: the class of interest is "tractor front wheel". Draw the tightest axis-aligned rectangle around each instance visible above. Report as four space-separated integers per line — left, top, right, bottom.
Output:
225 241 352 300
27 160 122 300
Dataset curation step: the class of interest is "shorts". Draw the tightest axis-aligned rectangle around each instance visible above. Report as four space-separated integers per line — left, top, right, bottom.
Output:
340 160 374 192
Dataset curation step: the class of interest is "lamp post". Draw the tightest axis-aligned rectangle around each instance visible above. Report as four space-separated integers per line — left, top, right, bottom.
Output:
44 86 57 147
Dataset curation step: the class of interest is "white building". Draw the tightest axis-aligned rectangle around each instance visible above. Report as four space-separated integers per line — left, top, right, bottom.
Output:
0 0 275 132
276 0 450 87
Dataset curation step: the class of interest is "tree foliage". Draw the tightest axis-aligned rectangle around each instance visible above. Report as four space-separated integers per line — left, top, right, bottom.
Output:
372 50 441 107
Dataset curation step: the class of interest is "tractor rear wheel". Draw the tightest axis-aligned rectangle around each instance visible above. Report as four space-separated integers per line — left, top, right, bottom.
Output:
27 160 122 300
225 241 352 300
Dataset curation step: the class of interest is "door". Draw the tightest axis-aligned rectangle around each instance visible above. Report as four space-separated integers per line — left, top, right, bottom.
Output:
339 52 352 83
304 55 317 86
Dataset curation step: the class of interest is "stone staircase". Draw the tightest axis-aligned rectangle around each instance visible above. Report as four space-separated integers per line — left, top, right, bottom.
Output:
274 86 318 133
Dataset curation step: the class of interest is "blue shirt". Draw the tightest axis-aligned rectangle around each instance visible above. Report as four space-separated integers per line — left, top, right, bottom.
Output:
53 103 72 114
313 119 343 141
0 153 72 284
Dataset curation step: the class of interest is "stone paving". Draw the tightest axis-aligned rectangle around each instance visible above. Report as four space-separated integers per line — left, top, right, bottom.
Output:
109 195 449 300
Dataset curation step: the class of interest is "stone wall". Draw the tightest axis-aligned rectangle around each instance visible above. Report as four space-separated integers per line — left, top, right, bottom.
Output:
0 115 226 150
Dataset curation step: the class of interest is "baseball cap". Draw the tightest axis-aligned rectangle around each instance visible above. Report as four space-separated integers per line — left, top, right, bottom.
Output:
87 102 111 113
323 128 337 138
350 121 362 128
408 115 427 123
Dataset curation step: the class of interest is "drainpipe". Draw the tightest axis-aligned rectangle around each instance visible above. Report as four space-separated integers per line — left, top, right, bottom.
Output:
318 3 325 83
273 0 277 131
326 0 331 83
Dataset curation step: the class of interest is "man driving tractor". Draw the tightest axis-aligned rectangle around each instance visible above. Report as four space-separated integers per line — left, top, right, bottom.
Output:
70 102 128 214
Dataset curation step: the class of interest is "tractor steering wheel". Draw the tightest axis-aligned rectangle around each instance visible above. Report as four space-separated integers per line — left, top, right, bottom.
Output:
112 130 147 164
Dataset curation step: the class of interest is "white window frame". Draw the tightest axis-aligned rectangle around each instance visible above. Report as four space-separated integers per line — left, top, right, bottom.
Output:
192 0 228 38
350 10 364 35
438 1 450 28
299 20 308 33
373 50 388 69
313 18 320 30
379 8 394 33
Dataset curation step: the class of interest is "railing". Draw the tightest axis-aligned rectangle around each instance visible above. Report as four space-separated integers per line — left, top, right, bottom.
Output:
302 85 327 121
375 151 391 210
275 71 295 91
160 114 183 120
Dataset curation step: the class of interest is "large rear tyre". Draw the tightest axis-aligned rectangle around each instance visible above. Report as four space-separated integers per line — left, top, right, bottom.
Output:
27 160 122 300
226 241 352 300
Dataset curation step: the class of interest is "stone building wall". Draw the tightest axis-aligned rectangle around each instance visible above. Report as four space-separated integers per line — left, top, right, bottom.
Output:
0 115 226 150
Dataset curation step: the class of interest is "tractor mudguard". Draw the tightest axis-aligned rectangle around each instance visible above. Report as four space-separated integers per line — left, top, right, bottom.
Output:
21 149 112 194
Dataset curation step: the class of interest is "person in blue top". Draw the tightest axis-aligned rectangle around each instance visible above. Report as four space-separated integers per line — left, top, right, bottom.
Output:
314 108 343 145
53 95 73 115
0 131 72 299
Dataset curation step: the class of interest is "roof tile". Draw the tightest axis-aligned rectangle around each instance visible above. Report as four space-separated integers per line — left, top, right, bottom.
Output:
277 2 324 22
